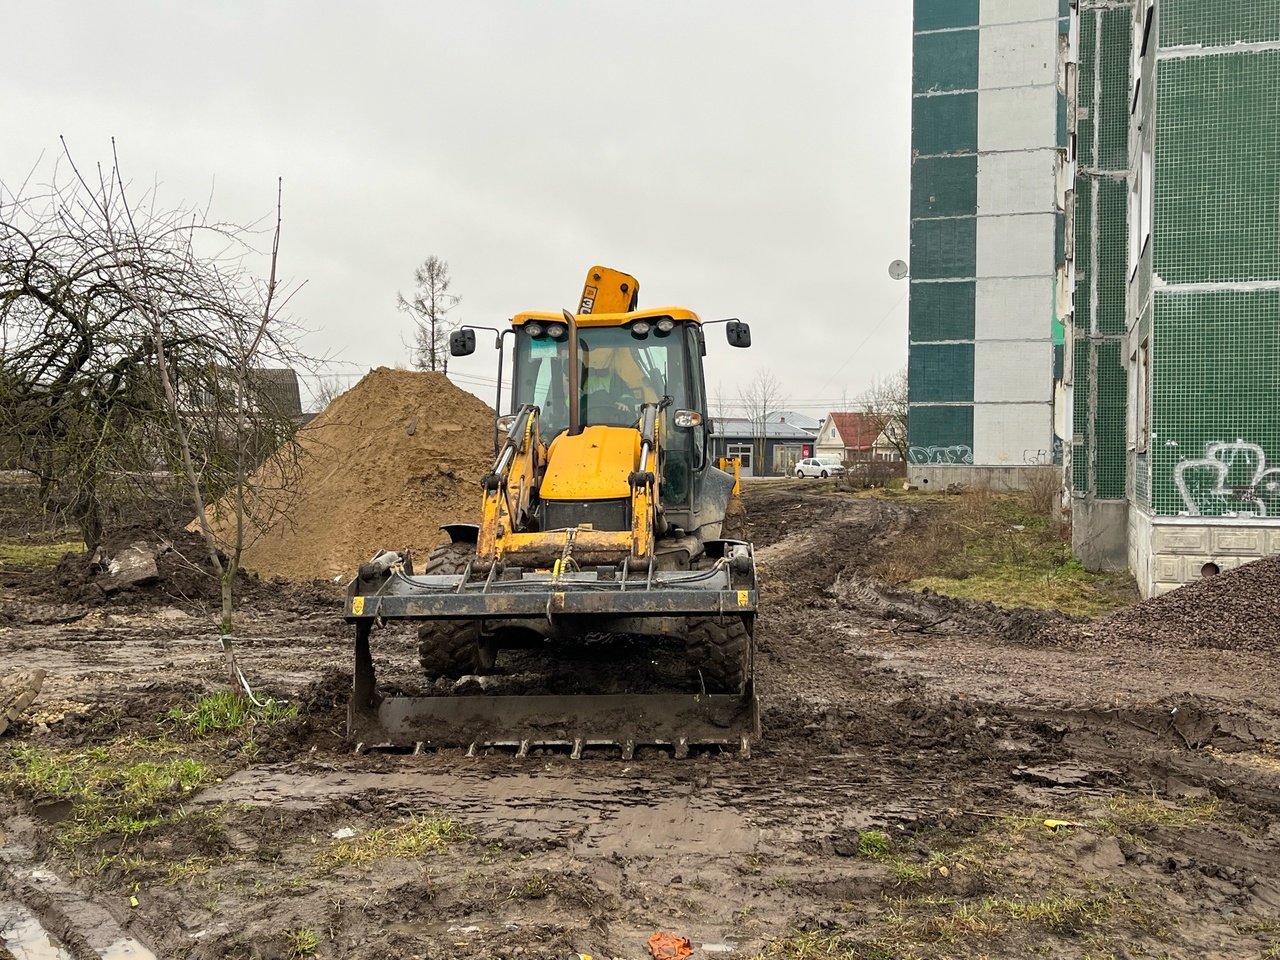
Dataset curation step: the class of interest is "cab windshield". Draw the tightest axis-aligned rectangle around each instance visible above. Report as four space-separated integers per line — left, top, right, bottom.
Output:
512 322 691 440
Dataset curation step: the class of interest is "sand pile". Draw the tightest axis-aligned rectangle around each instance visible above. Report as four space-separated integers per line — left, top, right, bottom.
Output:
224 367 494 581
1065 554 1280 654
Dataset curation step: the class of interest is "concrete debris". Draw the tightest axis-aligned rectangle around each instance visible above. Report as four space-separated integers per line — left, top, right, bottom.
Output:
0 668 46 736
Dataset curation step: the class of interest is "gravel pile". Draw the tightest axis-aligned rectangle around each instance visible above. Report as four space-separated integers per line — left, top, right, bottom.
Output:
1070 554 1280 654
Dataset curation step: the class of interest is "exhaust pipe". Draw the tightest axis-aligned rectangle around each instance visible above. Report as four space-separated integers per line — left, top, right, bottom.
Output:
562 308 581 436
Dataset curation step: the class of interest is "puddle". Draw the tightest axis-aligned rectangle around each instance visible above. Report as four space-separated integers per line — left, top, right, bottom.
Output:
0 856 158 960
0 901 73 960
102 938 157 959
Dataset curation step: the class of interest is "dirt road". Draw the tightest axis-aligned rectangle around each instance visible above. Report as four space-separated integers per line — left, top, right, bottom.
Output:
2 484 1279 959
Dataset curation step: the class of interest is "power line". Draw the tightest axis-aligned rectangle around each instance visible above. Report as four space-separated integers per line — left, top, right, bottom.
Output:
813 290 908 397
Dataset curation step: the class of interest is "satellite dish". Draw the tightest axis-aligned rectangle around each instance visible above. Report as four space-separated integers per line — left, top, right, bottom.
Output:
887 259 909 280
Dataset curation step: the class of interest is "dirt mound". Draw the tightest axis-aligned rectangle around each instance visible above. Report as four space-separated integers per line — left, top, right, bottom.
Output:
227 367 494 581
31 528 260 609
1062 553 1280 654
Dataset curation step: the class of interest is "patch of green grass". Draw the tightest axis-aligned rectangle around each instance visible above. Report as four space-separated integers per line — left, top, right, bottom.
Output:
0 540 84 571
519 873 549 899
913 565 1132 618
755 892 1119 960
5 743 214 850
166 691 296 738
751 930 871 960
317 814 470 868
856 829 893 859
162 854 219 885
984 894 1110 933
870 486 1138 616
286 928 319 958
1097 794 1219 835
0 690 279 854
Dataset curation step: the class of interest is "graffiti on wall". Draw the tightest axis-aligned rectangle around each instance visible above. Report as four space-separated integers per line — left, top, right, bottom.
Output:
908 444 973 465
1173 441 1280 517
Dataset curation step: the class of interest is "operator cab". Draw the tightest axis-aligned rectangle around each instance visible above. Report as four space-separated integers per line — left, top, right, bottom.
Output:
449 297 751 538
512 311 699 440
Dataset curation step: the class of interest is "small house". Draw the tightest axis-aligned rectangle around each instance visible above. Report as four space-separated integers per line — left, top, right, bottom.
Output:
710 416 818 478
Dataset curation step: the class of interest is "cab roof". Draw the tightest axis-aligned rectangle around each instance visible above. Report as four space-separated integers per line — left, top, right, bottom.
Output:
512 307 701 328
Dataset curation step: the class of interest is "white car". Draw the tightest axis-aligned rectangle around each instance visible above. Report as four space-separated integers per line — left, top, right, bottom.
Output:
795 457 845 479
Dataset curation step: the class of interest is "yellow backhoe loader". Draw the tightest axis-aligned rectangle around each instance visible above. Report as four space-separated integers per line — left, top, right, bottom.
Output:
344 267 758 757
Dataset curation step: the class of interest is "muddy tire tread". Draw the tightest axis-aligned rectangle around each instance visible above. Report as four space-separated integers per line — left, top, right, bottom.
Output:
685 616 753 695
417 542 484 678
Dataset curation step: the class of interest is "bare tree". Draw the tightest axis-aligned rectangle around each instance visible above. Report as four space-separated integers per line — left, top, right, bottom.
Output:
855 365 909 461
738 368 787 476
0 141 308 638
397 255 459 372
309 373 349 412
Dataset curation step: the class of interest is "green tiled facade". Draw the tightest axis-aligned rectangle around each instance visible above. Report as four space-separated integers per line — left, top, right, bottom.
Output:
911 93 979 156
910 218 977 281
1149 291 1280 517
910 156 978 219
909 344 975 404
913 29 979 94
909 281 975 342
1094 340 1127 499
908 0 979 455
907 406 975 461
1153 52 1280 286
1070 1 1131 507
1138 6 1280 521
913 0 979 32
1160 0 1280 46
1087 0 1280 595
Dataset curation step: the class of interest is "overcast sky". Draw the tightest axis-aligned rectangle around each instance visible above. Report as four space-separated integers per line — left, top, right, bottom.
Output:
0 2 911 416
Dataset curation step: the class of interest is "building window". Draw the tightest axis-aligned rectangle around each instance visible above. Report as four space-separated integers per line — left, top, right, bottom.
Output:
1128 127 1147 280
1134 338 1150 453
1131 0 1153 115
1140 145 1152 256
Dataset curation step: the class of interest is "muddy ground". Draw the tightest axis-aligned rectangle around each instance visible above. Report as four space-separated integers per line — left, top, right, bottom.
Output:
2 483 1279 959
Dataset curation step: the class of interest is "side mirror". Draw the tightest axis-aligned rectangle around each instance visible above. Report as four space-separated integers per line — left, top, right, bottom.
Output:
726 320 751 348
450 328 476 357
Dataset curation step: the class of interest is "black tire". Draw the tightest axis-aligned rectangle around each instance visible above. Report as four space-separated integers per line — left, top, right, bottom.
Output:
685 616 753 696
820 470 829 479
795 469 803 479
422 541 475 576
416 542 492 678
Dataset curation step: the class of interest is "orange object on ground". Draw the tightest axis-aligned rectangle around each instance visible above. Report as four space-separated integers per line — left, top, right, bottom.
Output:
647 931 693 959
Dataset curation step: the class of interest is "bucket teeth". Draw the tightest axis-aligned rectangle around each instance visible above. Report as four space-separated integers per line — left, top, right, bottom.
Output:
348 692 760 758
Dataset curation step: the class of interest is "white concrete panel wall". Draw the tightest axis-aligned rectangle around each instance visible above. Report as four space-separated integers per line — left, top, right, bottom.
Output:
975 278 1054 339
976 213 1056 278
980 0 1059 25
977 149 1058 215
974 341 1052 403
979 21 1058 89
977 85 1059 151
973 403 1055 465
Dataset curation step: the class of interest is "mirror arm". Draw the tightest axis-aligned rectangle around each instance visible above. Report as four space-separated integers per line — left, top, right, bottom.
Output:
458 325 513 455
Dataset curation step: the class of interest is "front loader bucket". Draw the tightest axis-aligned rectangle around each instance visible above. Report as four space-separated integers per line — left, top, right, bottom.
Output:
349 690 760 759
346 545 760 758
